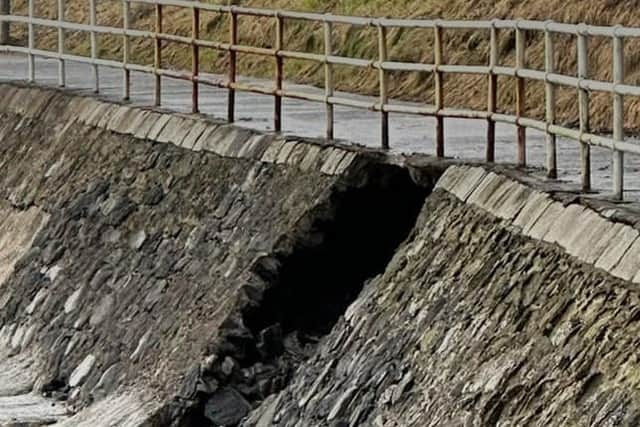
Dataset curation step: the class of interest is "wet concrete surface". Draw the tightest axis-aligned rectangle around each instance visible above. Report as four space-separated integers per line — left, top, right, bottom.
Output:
2 54 640 201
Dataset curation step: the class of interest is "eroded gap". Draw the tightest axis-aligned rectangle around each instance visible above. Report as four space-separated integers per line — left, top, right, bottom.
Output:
180 164 433 426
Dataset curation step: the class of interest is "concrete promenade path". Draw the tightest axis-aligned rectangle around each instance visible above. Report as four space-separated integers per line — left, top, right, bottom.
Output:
2 54 640 200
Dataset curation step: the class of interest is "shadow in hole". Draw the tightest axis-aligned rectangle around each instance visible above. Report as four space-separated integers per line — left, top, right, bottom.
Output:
247 163 431 347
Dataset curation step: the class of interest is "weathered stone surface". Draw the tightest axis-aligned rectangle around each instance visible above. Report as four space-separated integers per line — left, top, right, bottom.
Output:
595 226 639 272
0 83 408 426
246 188 640 426
0 203 49 287
512 190 553 232
5 84 640 427
69 354 96 387
525 201 565 240
447 166 487 201
611 237 640 281
204 387 252 425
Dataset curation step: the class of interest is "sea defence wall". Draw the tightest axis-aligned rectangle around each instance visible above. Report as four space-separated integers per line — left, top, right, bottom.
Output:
0 84 433 426
246 166 640 426
2 83 640 427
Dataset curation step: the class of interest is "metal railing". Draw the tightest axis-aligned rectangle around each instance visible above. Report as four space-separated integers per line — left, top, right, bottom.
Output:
1 1 640 199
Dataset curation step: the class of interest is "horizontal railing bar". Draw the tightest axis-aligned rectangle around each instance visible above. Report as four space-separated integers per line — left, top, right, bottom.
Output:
4 8 640 39
130 0 228 14
439 64 489 75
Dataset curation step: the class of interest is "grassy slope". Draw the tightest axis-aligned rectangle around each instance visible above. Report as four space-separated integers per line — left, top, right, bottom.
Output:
10 0 640 131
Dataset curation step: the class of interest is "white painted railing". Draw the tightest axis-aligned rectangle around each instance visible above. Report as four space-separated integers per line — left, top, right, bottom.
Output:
1 1 640 199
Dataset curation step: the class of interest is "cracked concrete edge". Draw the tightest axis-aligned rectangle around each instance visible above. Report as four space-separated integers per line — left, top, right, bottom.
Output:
437 165 640 285
0 83 370 178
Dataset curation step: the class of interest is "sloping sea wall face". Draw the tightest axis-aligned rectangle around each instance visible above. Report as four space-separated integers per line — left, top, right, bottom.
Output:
246 167 640 426
0 84 430 426
2 83 640 427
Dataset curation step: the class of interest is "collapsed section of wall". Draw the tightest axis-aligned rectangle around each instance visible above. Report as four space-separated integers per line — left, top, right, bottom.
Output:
246 166 640 426
0 84 432 426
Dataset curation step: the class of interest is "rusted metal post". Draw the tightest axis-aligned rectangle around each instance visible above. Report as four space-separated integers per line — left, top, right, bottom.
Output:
154 3 162 106
0 0 9 45
27 0 34 81
434 23 444 158
274 13 284 132
612 31 624 200
544 23 557 178
89 0 98 92
228 8 237 123
191 6 199 113
57 0 65 87
486 22 498 163
122 0 130 100
323 17 334 140
515 24 526 167
377 22 389 149
577 27 591 191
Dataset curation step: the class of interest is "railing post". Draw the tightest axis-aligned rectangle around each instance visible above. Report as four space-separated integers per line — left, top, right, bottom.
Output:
228 7 237 123
515 23 526 167
486 21 498 163
191 6 199 113
434 22 444 158
89 0 98 93
122 0 130 100
274 13 284 132
544 22 557 178
57 0 65 87
27 0 34 82
0 0 9 45
377 21 389 150
577 26 591 191
154 3 162 106
323 16 334 140
612 30 624 200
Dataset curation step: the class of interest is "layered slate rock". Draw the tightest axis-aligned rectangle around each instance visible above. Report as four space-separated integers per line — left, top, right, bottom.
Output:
0 84 428 425
246 166 640 426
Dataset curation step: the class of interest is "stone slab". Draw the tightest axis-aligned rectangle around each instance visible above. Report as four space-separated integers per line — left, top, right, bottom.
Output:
146 114 171 141
467 173 509 210
156 116 192 146
181 121 210 150
564 210 612 261
261 139 286 163
276 141 298 165
434 165 467 193
491 182 531 221
448 167 488 202
543 204 587 246
595 226 639 272
320 149 347 175
133 111 163 140
525 201 565 241
106 106 134 133
611 237 640 281
299 145 323 172
96 105 121 129
513 191 553 232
